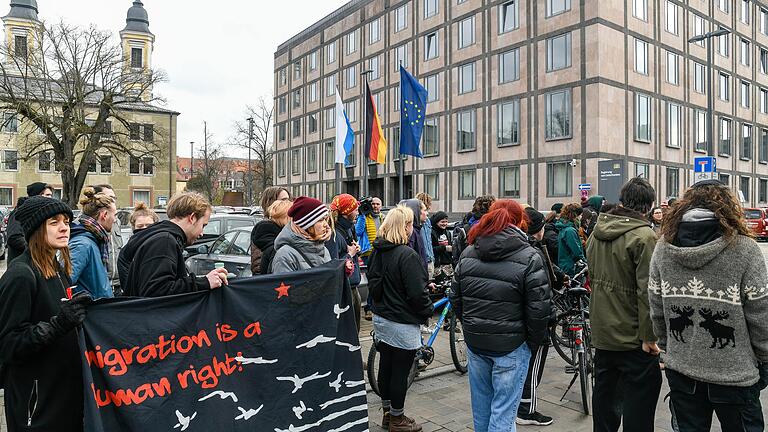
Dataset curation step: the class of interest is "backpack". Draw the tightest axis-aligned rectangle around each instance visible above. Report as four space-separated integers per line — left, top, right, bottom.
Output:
451 225 468 267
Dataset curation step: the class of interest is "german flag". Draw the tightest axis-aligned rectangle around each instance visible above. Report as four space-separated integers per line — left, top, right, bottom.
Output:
365 83 387 164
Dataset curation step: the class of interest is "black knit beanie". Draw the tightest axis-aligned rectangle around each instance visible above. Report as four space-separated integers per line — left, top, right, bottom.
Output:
15 196 73 240
26 182 51 197
525 207 546 235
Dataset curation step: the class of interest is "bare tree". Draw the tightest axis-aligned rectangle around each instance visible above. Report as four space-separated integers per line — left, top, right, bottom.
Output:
230 97 274 205
0 21 168 206
185 128 226 204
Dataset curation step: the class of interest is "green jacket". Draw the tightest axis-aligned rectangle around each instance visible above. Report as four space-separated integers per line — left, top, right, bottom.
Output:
586 207 658 351
555 219 584 276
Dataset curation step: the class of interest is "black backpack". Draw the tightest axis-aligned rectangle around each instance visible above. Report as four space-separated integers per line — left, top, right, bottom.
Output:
451 225 468 267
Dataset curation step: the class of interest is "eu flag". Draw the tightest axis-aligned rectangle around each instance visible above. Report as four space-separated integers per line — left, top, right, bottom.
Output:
399 66 428 158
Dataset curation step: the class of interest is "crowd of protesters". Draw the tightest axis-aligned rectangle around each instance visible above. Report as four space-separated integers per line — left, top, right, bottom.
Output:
0 177 767 432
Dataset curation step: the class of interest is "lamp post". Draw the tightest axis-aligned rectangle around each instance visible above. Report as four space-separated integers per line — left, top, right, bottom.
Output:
246 117 254 206
190 141 194 177
688 27 731 157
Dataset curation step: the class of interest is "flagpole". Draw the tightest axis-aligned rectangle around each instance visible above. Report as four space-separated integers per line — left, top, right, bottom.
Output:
361 70 372 198
398 62 404 203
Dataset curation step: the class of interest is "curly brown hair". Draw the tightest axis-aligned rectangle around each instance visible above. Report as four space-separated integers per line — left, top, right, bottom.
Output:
560 203 583 222
660 183 752 242
471 195 496 216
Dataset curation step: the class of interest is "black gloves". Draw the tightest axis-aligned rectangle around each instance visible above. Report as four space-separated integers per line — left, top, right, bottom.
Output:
48 291 93 337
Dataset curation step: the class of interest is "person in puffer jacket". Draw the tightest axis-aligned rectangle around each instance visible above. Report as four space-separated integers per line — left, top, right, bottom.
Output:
271 197 332 274
451 199 551 432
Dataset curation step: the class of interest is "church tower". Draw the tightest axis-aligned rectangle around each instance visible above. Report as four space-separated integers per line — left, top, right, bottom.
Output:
2 0 41 68
119 0 155 101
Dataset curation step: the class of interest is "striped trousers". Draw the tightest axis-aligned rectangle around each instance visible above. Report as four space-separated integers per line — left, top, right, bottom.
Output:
518 343 549 415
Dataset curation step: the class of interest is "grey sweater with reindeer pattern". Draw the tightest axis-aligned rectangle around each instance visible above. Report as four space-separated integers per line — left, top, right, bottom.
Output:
649 234 768 386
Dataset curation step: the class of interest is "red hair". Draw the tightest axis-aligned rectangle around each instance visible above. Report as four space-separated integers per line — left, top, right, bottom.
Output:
467 199 528 245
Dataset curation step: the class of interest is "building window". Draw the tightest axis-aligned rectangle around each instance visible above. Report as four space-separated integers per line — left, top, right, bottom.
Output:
741 0 750 23
741 80 751 108
694 15 706 46
369 18 380 44
547 33 572 72
545 90 571 140
635 38 648 75
761 87 768 113
132 190 150 207
667 102 680 148
326 74 336 96
278 123 286 141
667 167 680 199
279 68 286 86
499 49 519 83
394 44 409 71
423 118 439 156
392 127 404 161
292 119 301 138
498 100 520 147
720 173 730 185
635 94 652 143
346 30 357 55
741 38 750 66
293 90 301 108
459 17 475 49
741 176 751 200
547 162 572 197
694 109 707 152
143 124 153 142
719 73 730 101
14 35 28 61
666 1 678 34
142 157 153 175
459 62 475 94
499 166 521 198
3 150 17 171
291 149 300 175
425 32 439 60
306 145 317 173
720 117 732 156
760 128 768 163
759 179 767 203
761 48 768 74
666 51 678 85
327 41 336 64
395 4 408 32
457 109 476 151
129 156 140 174
278 96 286 114
0 187 12 206
636 163 650 179
293 61 301 80
546 0 571 17
499 1 519 33
308 113 318 134
424 174 439 200
719 0 730 13
38 151 51 171
424 74 439 102
694 62 706 93
87 156 97 173
633 0 647 20
308 51 317 71
276 152 286 177
100 155 112 174
718 33 729 57
742 123 753 160
345 101 356 123
424 0 438 18
324 142 334 170
308 81 318 103
345 66 356 89
1 113 17 133
369 56 380 80
762 8 768 35
458 170 476 199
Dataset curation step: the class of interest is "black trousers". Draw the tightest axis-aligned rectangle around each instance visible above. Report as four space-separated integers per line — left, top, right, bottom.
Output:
518 343 549 415
377 342 417 410
666 369 764 432
350 286 361 332
592 348 662 432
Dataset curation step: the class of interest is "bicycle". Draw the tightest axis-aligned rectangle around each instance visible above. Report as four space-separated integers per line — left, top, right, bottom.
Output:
550 261 590 364
366 284 468 397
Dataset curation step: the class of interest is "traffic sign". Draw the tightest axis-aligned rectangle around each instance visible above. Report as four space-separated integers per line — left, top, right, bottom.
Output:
578 183 591 191
694 156 716 173
693 171 717 183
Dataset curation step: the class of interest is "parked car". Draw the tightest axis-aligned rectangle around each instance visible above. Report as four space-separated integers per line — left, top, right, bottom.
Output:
185 227 253 278
745 208 768 240
184 213 260 256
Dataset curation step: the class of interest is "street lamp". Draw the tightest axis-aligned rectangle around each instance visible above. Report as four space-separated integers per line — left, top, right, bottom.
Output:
688 27 731 158
246 117 254 206
189 141 194 177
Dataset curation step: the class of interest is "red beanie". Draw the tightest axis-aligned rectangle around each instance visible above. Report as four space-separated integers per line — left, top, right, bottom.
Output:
288 196 328 230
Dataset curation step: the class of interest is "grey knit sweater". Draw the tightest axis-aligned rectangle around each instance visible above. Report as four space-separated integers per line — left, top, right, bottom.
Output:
649 234 768 386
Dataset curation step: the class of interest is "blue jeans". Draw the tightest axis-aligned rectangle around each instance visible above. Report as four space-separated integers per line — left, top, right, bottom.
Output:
468 344 531 432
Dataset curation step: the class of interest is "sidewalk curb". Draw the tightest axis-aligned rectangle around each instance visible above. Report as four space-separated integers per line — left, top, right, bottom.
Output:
366 364 462 394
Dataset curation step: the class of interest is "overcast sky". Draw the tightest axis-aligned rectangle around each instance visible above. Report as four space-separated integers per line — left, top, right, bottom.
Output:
38 0 348 157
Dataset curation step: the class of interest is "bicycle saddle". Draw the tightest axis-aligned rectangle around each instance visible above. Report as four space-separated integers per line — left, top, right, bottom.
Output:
568 286 589 296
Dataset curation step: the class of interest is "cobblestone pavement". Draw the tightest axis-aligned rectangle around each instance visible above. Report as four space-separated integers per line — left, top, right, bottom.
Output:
4 244 768 431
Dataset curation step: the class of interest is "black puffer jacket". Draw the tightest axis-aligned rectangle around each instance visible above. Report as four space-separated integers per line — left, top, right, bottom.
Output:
367 238 433 325
250 220 282 275
451 226 551 352
543 221 559 265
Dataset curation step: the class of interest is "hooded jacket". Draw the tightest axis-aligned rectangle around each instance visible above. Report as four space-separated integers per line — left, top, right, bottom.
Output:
325 216 362 286
452 211 483 266
586 206 658 351
367 238 433 325
430 212 452 267
6 196 28 263
585 195 605 235
0 252 83 431
271 224 331 274
69 224 112 299
118 220 210 297
649 213 768 387
250 220 282 275
555 219 584 276
451 227 551 352
400 199 429 272
543 219 560 265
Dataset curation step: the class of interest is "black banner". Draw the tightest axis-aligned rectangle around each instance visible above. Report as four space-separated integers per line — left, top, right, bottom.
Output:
79 261 368 431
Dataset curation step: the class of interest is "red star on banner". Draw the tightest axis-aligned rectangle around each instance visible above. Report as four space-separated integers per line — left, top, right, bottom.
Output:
275 282 291 299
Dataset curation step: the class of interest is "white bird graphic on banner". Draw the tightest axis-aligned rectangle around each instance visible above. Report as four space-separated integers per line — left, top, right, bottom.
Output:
173 410 197 431
235 404 264 421
198 390 239 403
333 304 349 319
292 401 314 419
296 335 336 349
329 372 343 392
334 341 361 352
235 356 278 365
277 371 332 393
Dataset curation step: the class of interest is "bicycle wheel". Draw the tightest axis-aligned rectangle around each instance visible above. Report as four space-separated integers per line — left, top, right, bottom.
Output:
550 313 577 365
366 343 381 396
449 314 468 374
578 349 592 415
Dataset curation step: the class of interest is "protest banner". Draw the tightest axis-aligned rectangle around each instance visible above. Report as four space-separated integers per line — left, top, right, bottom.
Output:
79 261 367 431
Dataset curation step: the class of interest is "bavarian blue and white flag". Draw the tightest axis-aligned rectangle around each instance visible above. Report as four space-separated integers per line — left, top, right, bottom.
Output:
335 87 355 165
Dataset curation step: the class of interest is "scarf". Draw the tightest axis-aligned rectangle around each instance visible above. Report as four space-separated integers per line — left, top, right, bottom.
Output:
79 214 110 268
290 221 332 243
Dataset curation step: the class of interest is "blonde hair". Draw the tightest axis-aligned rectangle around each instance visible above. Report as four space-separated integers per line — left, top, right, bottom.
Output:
378 206 414 245
167 192 211 220
79 186 115 218
129 202 159 228
268 200 292 224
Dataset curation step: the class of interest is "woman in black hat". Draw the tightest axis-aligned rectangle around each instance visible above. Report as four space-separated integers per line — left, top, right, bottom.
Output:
0 196 92 432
